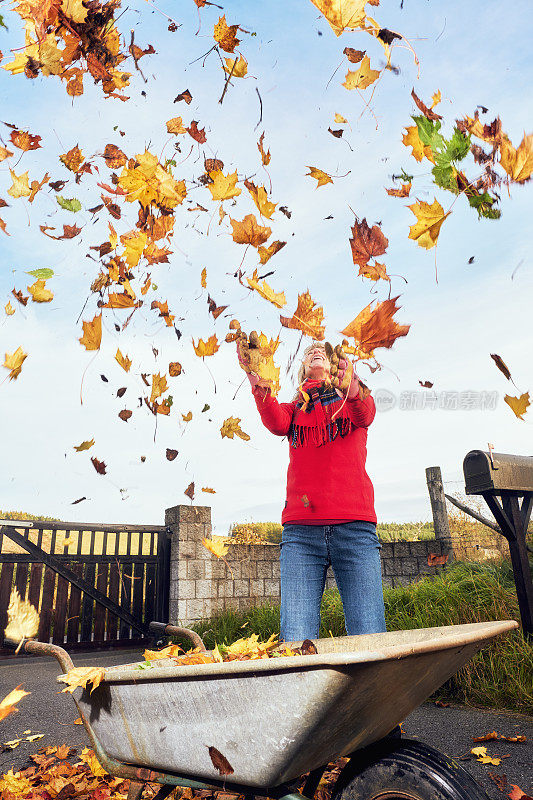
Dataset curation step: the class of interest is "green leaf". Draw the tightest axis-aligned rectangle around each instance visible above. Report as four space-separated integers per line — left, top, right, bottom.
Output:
414 115 445 153
201 403 210 412
468 193 501 219
432 155 456 192
26 268 54 280
445 127 471 162
0 13 8 30
56 195 82 213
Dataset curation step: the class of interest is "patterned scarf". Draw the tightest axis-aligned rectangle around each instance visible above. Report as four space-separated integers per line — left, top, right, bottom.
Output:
289 378 354 448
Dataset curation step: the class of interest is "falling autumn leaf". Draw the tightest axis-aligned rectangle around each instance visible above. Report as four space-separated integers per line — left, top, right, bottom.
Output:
408 198 451 249
58 667 106 694
187 120 207 144
202 537 229 558
12 288 28 306
184 481 195 501
342 56 380 90
3 346 28 380
4 589 39 649
247 269 286 308
223 54 248 78
341 297 410 358
150 372 168 404
349 217 388 267
402 125 434 162
504 392 530 420
201 268 207 288
244 179 276 218
220 416 250 441
182 411 193 422
10 130 41 153
213 15 240 52
230 214 271 247
193 334 220 357
0 686 30 723
5 302 15 316
386 182 411 197
8 169 31 198
257 132 271 165
103 143 127 168
306 166 333 188
335 112 348 123
490 354 512 381
59 144 85 172
202 487 216 494
27 279 53 303
499 134 533 183
115 348 131 372
166 116 186 135
91 457 107 475
118 409 132 422
258 240 286 265
309 0 367 36
280 291 325 340
166 448 178 461
411 88 443 121
79 314 102 350
74 439 95 452
174 88 192 103
208 169 241 202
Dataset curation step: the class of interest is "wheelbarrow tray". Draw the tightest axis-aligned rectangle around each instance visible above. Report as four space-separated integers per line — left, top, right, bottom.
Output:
67 621 516 789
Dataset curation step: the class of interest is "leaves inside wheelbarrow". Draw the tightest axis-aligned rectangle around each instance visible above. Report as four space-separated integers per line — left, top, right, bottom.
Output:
58 667 106 694
143 633 319 665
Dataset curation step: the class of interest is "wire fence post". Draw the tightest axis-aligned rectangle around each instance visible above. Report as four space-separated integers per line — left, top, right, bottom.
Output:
426 466 453 553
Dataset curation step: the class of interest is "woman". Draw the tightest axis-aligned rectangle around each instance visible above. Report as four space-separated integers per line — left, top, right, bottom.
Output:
237 337 386 642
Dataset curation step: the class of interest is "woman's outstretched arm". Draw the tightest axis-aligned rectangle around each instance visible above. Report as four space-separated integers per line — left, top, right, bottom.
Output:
251 385 296 436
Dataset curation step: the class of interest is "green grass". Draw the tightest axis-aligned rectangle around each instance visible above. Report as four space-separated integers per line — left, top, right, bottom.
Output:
192 559 533 714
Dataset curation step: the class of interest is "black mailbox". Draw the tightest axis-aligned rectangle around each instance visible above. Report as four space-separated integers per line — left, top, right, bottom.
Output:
463 449 533 639
464 450 533 495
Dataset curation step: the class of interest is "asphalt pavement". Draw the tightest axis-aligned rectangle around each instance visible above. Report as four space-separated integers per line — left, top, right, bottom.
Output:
1 648 531 799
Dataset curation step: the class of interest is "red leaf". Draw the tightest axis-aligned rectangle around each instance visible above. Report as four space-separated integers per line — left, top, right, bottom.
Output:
427 552 449 566
91 457 107 475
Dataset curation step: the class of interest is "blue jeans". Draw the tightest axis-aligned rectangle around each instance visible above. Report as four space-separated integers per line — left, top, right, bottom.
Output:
280 521 387 641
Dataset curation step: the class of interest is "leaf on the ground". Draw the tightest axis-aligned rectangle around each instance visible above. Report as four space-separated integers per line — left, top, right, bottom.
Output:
4 589 39 647
428 552 449 566
74 439 94 452
488 772 507 791
208 745 234 775
58 667 106 694
471 746 502 765
306 166 333 187
220 416 250 441
202 537 229 558
508 785 533 800
3 346 28 380
504 392 530 420
473 731 499 742
0 686 30 722
280 291 325 339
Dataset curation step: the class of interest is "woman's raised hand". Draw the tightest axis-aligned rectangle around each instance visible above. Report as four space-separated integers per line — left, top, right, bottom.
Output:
325 342 360 399
236 328 261 387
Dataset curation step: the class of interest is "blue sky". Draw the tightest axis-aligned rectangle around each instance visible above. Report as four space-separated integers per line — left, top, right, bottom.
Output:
0 0 532 533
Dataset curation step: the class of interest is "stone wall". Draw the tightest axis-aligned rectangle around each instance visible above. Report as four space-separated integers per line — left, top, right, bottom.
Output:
166 505 453 626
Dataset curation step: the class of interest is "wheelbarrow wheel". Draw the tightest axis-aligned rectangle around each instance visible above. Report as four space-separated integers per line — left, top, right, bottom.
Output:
332 737 489 800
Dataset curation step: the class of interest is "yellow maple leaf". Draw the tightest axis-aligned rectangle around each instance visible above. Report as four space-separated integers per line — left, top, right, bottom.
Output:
202 487 216 494
3 346 28 380
62 0 89 23
202 537 229 558
213 15 240 52
280 291 325 339
342 56 380 90
230 214 271 247
28 172 50 203
244 179 276 218
0 146 14 162
192 334 220 357
120 229 147 267
309 0 366 35
27 279 53 303
115 348 131 372
182 411 193 422
334 113 348 123
79 747 106 777
238 332 281 396
258 240 286 265
359 261 390 282
0 768 33 795
201 267 207 288
5 301 15 316
2 53 30 76
58 667 106 695
8 170 31 199
470 746 501 766
430 89 442 108
504 392 530 420
223 54 248 78
306 166 333 188
79 314 102 351
408 198 451 249
166 116 187 135
150 372 168 404
4 589 39 649
402 125 434 163
257 133 271 166
208 170 241 201
220 416 250 441
247 269 286 308
74 439 95 452
0 686 30 723
119 151 186 210
499 134 533 183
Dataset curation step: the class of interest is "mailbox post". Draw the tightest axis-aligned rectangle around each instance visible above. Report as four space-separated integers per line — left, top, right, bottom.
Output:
463 450 533 640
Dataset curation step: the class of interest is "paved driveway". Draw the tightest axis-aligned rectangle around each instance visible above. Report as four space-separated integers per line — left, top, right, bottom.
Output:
1 649 532 798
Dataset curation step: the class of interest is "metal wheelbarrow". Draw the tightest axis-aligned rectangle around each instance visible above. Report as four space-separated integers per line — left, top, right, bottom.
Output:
15 619 518 800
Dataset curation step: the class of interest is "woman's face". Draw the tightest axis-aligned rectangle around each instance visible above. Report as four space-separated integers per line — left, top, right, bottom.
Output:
303 346 331 380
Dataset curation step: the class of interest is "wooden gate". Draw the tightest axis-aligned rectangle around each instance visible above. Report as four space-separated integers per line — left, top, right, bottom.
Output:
0 519 170 656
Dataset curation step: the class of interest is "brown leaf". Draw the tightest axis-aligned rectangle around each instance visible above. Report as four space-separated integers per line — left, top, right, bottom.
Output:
40 223 81 240
174 89 192 104
411 89 442 121
166 449 179 461
208 294 228 320
117 387 127 398
230 214 271 247
187 121 207 143
169 361 182 376
300 639 318 655
208 745 234 775
473 731 499 742
91 457 107 475
103 144 127 168
205 158 224 172
419 380 433 388
280 291 325 340
213 15 240 53
488 773 507 792
434 700 450 707
184 481 195 500
428 552 449 566
118 409 132 422
349 218 388 267
341 297 410 358
12 288 29 306
328 127 343 139
490 353 511 381
10 129 42 151
508 786 532 800
343 47 365 63
386 182 411 197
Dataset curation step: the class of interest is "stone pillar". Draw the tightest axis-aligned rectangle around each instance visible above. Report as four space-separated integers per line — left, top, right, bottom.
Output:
165 504 225 626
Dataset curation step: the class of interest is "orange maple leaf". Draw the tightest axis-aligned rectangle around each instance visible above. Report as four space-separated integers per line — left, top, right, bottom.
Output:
280 291 325 340
79 314 102 350
341 297 410 358
213 15 240 52
350 217 388 267
193 335 220 357
230 214 271 247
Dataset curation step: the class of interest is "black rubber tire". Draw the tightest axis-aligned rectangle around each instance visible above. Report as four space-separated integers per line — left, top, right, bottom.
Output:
332 737 490 800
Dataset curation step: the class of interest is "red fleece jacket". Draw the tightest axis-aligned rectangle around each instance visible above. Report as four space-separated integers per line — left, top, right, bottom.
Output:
252 379 377 525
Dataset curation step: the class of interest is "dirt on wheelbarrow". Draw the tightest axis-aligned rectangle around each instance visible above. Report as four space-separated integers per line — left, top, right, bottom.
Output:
0 648 531 800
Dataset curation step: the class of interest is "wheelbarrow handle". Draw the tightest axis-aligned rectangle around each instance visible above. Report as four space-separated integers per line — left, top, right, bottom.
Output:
4 637 74 672
148 621 206 651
